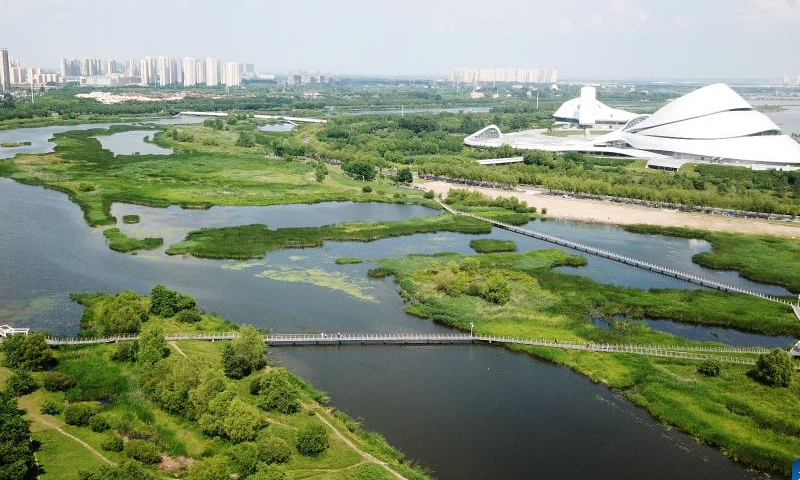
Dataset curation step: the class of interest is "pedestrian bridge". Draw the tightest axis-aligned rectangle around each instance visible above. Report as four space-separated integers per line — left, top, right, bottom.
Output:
43 331 798 367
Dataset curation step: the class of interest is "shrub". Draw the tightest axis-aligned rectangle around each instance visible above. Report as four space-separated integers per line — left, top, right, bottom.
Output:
111 341 138 362
185 456 230 480
44 372 75 392
697 360 722 377
222 326 266 379
395 167 413 184
257 436 291 464
753 348 796 387
296 423 329 456
227 442 260 476
482 275 511 305
99 290 149 335
64 402 99 426
423 190 435 199
100 436 124 452
541 207 548 215
40 400 63 415
89 415 110 432
123 439 161 464
121 215 140 224
248 464 287 480
362 185 372 193
256 369 299 414
137 325 169 366
0 333 54 371
150 285 196 317
176 309 202 323
236 132 256 148
6 370 38 396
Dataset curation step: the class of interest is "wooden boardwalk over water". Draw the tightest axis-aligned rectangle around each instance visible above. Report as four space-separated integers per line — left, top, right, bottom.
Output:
44 331 798 367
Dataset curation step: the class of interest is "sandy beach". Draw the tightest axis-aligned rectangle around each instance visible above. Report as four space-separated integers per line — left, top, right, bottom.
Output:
419 180 800 238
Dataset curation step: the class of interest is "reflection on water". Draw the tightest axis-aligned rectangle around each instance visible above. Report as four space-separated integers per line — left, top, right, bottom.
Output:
0 116 201 159
258 123 296 132
0 177 779 480
93 130 173 156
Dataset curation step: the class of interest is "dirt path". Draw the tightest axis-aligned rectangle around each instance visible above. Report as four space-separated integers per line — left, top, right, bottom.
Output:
168 341 188 358
312 408 410 480
421 180 800 238
38 416 117 466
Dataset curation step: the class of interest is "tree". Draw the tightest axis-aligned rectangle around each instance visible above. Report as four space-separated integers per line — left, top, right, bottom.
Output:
247 464 287 480
137 325 169 366
256 369 299 414
395 167 413 184
315 163 327 182
0 391 35 480
753 348 795 387
222 398 261 443
186 456 230 480
6 370 38 396
257 435 291 464
141 356 199 416
99 290 149 335
123 440 161 464
176 309 202 323
149 285 195 317
1 333 54 371
80 461 160 480
295 423 329 456
482 275 511 305
199 390 235 437
227 442 260 476
222 344 250 379
111 341 138 362
343 160 376 181
188 371 227 420
223 326 266 379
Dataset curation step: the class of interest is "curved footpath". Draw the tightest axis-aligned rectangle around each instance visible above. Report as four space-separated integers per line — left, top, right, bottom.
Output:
420 180 800 238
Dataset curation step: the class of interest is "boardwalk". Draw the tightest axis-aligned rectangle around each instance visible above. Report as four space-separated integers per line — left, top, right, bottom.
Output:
44 331 798 368
438 200 794 307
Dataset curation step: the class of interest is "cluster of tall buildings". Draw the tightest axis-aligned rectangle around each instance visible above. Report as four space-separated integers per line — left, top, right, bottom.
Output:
451 67 558 85
61 56 249 87
777 75 800 87
286 71 331 86
1 48 62 92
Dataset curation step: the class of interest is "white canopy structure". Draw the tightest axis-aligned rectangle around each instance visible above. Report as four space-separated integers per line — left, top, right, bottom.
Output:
465 83 800 170
552 86 638 127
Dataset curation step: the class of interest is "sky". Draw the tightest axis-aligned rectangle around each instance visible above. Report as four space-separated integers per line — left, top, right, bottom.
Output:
1 0 799 79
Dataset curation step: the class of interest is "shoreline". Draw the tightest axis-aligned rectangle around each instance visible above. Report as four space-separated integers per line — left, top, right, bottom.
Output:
420 180 800 238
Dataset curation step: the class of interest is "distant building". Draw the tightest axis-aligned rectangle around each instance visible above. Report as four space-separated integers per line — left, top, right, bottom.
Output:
451 67 557 85
553 87 638 127
156 56 180 86
61 58 81 77
124 59 139 78
140 57 157 85
182 57 197 86
224 62 241 87
205 58 219 86
0 48 11 92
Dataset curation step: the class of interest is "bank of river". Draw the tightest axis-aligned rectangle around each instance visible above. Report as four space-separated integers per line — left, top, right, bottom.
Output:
0 176 788 479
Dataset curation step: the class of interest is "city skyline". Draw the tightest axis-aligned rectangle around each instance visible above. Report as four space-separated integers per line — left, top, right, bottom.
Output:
2 0 800 78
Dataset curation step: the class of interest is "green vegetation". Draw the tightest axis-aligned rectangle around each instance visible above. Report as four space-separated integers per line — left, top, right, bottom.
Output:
754 349 796 387
166 214 490 259
469 239 517 253
102 228 163 252
624 224 800 293
373 249 800 475
1 141 31 147
0 289 432 480
121 214 140 224
0 333 54 370
335 257 363 265
445 188 538 225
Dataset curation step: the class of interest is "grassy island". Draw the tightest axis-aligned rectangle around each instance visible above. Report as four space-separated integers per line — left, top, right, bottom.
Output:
624 224 800 293
121 214 140 224
102 228 163 252
335 257 363 265
469 239 517 253
166 214 490 259
0 287 431 480
373 249 800 475
1 141 31 147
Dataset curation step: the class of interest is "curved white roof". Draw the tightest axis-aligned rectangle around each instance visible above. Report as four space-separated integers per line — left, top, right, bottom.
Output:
553 87 638 126
629 83 751 131
630 110 779 139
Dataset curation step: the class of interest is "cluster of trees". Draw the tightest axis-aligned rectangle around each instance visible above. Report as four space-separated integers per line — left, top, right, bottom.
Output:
432 259 512 305
250 368 300 414
150 285 197 317
445 188 532 213
222 326 267 379
0 390 36 480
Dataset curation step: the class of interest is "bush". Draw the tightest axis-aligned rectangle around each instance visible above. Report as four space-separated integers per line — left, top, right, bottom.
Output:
6 370 38 396
64 402 99 426
150 285 196 317
295 423 329 456
121 215 140 224
78 183 95 192
248 464 286 480
541 207 547 215
256 369 299 414
176 309 202 323
222 326 266 379
111 341 138 362
753 348 796 387
423 190 435 199
137 325 169 366
395 167 413 184
257 436 291 464
0 333 54 371
697 360 722 377
483 275 511 305
40 400 63 415
44 372 75 392
361 185 373 193
227 442 260 476
100 436 124 452
236 131 256 148
89 415 110 432
98 290 149 335
123 439 161 464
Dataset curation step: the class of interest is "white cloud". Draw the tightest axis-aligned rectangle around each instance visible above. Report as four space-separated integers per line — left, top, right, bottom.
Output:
738 0 800 27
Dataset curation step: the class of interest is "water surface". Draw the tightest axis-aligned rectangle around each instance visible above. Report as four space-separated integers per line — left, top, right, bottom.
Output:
93 130 173 156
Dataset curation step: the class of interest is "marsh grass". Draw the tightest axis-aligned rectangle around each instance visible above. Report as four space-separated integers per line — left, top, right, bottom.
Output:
102 228 163 252
469 239 517 253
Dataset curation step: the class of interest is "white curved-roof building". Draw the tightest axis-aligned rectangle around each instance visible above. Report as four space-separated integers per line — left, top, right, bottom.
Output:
465 83 800 170
552 86 639 127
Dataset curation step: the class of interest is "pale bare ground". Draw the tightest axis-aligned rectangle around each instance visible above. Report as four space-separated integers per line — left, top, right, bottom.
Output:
421 180 800 238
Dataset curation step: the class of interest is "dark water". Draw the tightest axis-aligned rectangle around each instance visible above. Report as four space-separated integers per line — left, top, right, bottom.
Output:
93 130 173 156
0 177 782 480
591 317 796 349
0 116 201 159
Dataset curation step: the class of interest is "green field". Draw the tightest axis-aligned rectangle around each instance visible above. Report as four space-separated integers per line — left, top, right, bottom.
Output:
373 250 800 475
624 224 800 293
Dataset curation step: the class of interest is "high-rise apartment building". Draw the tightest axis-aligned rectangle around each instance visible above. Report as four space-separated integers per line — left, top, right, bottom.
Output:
224 62 241 87
156 57 180 86
182 57 197 86
140 57 157 85
60 58 81 77
124 59 139 78
0 48 11 92
451 67 558 85
205 58 219 86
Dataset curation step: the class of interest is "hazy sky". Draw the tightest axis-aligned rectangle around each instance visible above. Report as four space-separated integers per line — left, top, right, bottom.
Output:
2 0 799 78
